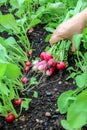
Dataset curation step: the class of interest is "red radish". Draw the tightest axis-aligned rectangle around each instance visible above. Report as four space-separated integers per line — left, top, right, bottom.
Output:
44 53 53 61
37 60 46 66
26 61 31 66
24 66 29 73
40 52 53 61
38 63 47 72
40 52 46 60
47 58 57 67
28 28 34 34
32 60 47 71
13 99 22 106
46 67 55 76
27 51 32 57
21 77 28 84
56 61 66 70
5 113 15 123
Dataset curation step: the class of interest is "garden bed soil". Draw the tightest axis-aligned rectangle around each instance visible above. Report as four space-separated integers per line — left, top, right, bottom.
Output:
0 24 76 130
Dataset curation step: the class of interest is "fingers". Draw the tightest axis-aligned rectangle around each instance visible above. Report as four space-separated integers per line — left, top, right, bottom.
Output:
49 35 63 46
49 25 65 46
50 36 58 46
50 34 76 53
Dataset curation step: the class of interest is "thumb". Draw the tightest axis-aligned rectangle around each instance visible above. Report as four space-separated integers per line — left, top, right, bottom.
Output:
70 38 76 52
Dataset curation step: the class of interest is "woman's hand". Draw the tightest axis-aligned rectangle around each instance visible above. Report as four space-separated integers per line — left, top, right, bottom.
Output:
50 8 87 52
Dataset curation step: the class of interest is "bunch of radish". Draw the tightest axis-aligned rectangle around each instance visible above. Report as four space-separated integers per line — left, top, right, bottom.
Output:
32 51 66 76
21 50 66 83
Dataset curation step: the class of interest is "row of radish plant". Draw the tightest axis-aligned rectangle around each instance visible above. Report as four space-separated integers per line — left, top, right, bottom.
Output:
0 0 87 130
